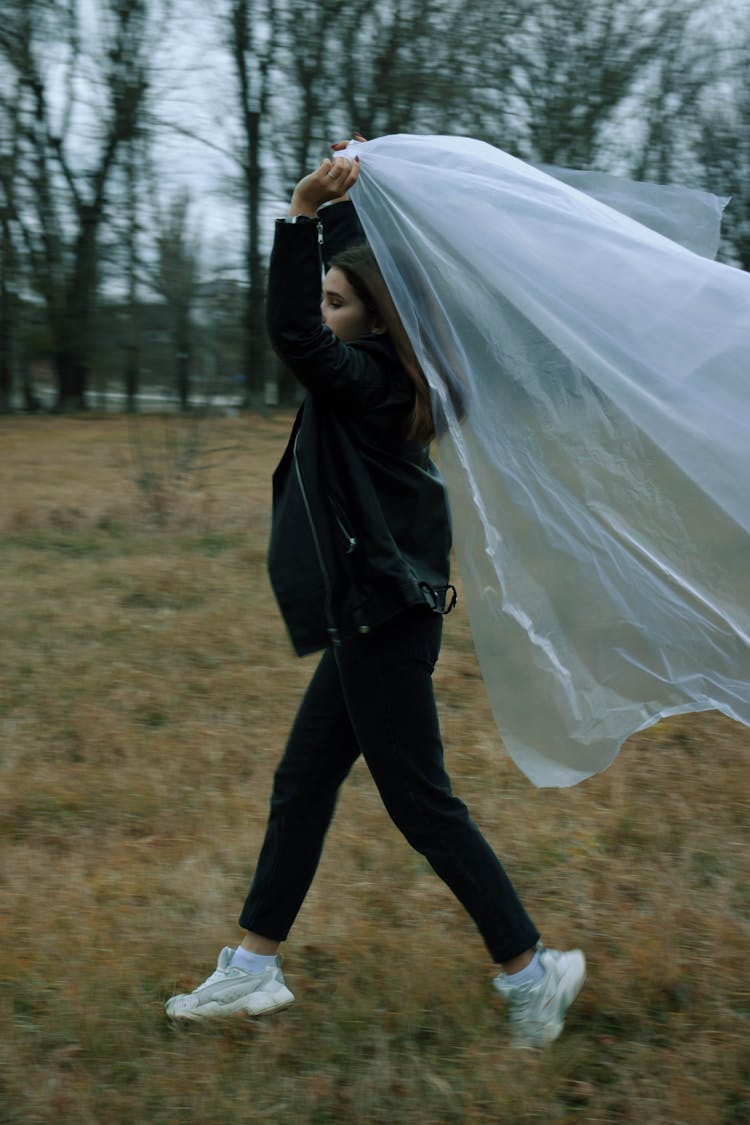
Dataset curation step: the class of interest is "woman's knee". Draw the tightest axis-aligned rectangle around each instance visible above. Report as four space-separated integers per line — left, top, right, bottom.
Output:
381 786 471 852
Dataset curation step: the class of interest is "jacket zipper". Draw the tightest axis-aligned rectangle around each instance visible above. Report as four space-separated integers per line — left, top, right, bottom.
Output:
317 220 325 283
293 430 339 644
329 496 358 555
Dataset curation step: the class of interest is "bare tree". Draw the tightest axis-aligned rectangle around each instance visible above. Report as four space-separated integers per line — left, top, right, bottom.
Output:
266 0 531 203
698 56 750 268
0 194 14 412
0 0 151 410
147 189 202 410
271 0 694 189
494 0 704 168
624 5 733 186
326 0 514 149
276 0 333 183
121 137 143 412
0 68 24 411
227 0 278 408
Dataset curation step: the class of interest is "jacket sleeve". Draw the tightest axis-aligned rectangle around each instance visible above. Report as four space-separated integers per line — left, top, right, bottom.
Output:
318 200 366 269
266 217 410 413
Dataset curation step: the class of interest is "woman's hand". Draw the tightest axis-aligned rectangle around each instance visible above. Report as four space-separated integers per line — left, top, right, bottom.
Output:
288 156 360 218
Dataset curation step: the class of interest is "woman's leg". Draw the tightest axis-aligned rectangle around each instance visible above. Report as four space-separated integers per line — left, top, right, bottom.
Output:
165 649 360 1022
334 608 540 965
238 647 361 942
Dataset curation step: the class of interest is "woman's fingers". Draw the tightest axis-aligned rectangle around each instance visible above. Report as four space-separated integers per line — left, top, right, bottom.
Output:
328 156 350 176
331 133 368 151
324 156 359 191
345 157 361 189
333 157 360 192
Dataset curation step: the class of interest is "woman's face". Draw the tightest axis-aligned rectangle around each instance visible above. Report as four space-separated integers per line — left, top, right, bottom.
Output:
321 267 379 342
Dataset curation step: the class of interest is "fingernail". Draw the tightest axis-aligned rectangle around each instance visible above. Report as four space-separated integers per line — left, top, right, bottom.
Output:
354 155 360 162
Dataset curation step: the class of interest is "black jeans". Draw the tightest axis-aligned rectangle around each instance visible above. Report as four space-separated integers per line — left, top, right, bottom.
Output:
239 608 539 963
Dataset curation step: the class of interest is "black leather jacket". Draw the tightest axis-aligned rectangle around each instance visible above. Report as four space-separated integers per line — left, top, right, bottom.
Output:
266 202 453 656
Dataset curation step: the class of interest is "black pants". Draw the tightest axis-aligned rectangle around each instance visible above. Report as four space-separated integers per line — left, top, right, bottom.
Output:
239 608 539 964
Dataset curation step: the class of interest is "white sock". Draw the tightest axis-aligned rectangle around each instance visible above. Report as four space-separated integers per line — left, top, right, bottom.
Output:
504 950 543 986
230 946 277 974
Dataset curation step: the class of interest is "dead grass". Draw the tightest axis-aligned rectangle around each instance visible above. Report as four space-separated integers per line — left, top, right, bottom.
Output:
0 413 748 1125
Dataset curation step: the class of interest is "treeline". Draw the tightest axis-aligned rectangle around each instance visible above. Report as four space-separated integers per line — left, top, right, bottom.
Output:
0 0 747 413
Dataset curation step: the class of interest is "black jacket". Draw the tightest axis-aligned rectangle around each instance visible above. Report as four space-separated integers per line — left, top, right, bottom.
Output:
266 202 453 656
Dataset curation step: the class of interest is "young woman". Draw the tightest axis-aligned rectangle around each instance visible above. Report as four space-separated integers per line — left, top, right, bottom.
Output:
165 155 585 1047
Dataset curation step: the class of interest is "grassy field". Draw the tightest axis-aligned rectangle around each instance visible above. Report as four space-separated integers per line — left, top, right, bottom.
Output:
1 413 748 1125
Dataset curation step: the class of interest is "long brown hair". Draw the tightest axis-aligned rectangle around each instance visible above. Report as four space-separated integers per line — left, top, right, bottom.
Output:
329 244 434 445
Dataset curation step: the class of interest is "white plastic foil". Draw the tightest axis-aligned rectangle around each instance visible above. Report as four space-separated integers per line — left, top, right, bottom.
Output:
341 134 750 787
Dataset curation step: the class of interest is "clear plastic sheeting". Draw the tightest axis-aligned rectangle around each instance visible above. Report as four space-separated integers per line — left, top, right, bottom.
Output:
536 166 729 260
342 134 750 787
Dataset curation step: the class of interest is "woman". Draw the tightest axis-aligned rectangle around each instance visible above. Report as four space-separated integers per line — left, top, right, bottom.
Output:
165 155 585 1047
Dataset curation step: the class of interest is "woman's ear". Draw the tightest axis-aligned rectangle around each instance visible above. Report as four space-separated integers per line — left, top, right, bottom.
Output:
370 317 387 336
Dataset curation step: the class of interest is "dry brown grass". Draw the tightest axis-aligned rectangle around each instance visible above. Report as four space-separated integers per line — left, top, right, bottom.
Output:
1 413 749 1125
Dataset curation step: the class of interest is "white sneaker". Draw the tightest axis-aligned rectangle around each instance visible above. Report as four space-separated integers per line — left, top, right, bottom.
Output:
493 946 586 1047
165 947 295 1021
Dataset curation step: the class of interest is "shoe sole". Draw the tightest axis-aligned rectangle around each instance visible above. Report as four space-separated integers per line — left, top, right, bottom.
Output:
166 989 295 1022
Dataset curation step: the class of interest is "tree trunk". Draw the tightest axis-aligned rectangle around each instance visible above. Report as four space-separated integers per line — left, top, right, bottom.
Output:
20 347 40 413
241 102 266 407
177 350 190 411
243 145 268 408
55 347 86 412
124 349 139 413
57 206 103 410
230 0 273 410
124 139 141 412
0 275 12 412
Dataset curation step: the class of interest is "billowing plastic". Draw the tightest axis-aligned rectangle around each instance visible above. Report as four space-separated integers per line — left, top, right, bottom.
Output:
340 134 750 787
